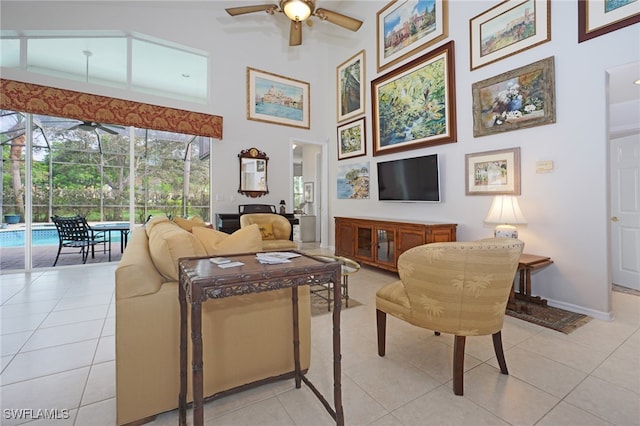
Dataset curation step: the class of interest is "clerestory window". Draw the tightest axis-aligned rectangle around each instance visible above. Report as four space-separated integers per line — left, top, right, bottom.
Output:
0 31 208 104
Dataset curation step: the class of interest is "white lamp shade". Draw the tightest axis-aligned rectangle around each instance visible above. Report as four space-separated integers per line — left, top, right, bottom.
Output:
484 195 527 225
281 0 313 21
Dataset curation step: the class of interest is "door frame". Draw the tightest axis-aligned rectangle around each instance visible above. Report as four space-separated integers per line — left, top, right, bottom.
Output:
289 137 329 247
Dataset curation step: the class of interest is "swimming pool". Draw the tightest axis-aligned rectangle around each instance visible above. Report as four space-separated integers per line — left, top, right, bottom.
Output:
0 225 125 248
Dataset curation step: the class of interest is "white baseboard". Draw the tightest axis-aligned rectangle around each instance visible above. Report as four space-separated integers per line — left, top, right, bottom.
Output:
546 298 613 321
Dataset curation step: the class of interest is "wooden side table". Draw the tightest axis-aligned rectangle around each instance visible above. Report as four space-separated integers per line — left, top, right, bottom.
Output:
508 254 554 313
178 252 343 426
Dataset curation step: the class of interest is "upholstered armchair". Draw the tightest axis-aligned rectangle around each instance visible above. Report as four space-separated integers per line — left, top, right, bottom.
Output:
239 213 298 251
376 238 524 395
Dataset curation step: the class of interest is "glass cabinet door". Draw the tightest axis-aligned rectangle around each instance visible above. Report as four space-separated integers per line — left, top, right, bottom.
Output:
376 227 395 265
356 226 373 259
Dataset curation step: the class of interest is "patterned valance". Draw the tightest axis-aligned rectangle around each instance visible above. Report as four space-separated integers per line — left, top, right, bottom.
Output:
0 79 223 139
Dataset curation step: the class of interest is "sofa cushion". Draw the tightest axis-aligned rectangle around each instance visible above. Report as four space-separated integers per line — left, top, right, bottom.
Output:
192 224 263 255
173 215 206 232
146 218 206 281
258 223 275 240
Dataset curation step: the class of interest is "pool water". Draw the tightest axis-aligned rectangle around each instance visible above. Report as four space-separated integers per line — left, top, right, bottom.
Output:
0 226 124 248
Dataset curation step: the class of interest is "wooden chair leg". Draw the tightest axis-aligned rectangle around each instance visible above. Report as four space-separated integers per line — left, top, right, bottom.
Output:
492 331 509 375
376 309 386 357
453 335 466 396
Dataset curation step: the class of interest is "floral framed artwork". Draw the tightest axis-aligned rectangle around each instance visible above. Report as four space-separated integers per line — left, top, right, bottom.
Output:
247 67 310 129
465 148 521 195
371 40 456 156
578 0 640 42
337 50 366 123
304 182 314 203
337 117 366 160
376 0 448 72
337 162 370 199
470 0 551 71
472 56 555 137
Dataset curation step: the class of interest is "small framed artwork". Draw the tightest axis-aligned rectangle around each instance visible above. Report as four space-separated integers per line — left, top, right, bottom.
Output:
247 67 310 129
465 148 520 195
465 147 521 195
376 0 449 72
472 56 555 138
337 162 370 199
304 182 314 203
578 0 640 42
337 50 366 123
372 40 457 156
470 0 551 71
337 118 366 160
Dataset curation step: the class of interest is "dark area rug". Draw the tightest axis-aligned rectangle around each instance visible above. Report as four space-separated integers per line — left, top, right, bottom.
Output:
507 302 591 334
310 289 362 316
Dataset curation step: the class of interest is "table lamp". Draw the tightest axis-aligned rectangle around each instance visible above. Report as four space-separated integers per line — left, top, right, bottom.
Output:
279 199 286 214
484 195 527 238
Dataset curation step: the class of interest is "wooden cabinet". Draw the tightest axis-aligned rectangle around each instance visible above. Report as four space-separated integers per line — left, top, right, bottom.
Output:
335 217 457 273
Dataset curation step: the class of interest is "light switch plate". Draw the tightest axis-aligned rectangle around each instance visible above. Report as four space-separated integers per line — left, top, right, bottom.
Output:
536 160 554 173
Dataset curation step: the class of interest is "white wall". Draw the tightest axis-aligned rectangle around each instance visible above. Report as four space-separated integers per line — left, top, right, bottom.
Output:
3 1 639 318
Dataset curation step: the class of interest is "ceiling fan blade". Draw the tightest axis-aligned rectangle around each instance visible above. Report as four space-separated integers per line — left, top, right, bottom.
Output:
289 20 302 46
314 8 363 32
67 124 81 131
225 4 277 16
97 124 119 135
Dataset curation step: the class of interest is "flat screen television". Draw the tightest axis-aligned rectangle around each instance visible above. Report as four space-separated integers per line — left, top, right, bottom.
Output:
377 154 441 202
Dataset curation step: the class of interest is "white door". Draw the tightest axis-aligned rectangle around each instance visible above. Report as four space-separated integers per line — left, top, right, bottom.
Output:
610 134 640 290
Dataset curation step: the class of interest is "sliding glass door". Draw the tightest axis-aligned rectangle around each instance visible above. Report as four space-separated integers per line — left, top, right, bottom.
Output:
0 110 210 271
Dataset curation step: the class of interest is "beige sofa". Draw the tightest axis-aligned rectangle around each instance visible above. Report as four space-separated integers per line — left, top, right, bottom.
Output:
115 217 311 425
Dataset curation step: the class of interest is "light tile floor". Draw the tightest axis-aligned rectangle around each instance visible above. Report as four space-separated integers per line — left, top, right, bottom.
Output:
1 258 639 425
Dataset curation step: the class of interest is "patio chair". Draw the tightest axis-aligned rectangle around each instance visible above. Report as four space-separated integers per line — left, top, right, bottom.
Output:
51 215 109 266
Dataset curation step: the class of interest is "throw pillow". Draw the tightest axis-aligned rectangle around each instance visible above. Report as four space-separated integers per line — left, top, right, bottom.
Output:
173 215 206 232
147 219 206 281
192 224 263 255
258 223 275 240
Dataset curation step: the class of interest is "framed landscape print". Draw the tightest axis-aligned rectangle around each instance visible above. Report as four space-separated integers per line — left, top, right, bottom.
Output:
472 56 555 137
470 0 551 71
465 148 521 195
372 41 456 156
337 117 366 160
578 0 640 42
247 67 310 129
376 0 448 72
304 182 314 202
337 161 370 199
337 50 365 123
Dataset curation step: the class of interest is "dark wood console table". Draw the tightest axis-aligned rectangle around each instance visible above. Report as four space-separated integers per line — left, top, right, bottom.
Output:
178 253 343 426
508 254 554 313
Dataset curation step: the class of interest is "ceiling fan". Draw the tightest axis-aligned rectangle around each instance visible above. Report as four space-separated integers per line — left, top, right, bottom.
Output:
67 120 121 135
226 0 363 46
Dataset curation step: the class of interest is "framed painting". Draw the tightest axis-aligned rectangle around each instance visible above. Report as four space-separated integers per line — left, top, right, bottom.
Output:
371 40 456 156
337 50 366 123
247 67 310 129
470 0 551 71
304 182 314 203
465 148 521 195
377 0 449 72
578 0 640 42
337 117 366 160
472 56 555 137
337 161 370 199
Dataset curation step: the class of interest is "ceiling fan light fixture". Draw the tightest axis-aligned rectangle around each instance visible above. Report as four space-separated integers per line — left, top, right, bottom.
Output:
281 0 313 21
